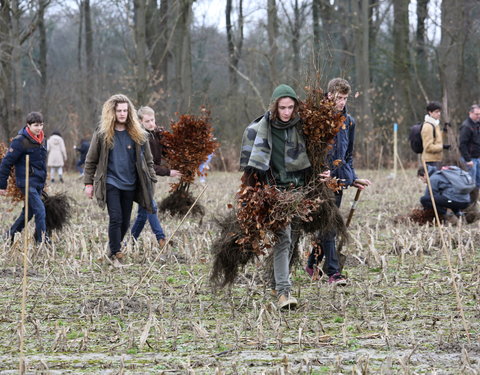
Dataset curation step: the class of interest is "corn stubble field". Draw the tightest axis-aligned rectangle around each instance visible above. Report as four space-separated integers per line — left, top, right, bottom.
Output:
0 170 479 374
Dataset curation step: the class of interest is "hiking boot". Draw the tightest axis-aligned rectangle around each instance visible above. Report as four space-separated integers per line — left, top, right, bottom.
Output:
51 178 55 183
158 238 166 248
328 272 347 286
444 212 458 226
59 176 64 183
109 252 124 261
277 293 298 310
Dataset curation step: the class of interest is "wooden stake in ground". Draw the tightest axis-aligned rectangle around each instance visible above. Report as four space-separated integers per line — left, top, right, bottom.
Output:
422 160 471 343
19 155 30 374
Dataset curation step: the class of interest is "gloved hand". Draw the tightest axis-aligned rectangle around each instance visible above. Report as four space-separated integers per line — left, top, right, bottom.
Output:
443 144 451 150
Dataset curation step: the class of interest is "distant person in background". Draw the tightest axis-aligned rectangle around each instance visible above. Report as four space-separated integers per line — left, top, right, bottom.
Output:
421 101 449 169
459 104 480 203
84 94 157 260
47 131 67 183
0 112 49 244
199 153 213 183
75 137 91 175
130 106 182 247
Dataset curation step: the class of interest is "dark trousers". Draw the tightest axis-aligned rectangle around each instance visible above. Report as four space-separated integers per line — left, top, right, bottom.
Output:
106 184 135 255
308 191 343 276
9 186 47 243
420 194 470 216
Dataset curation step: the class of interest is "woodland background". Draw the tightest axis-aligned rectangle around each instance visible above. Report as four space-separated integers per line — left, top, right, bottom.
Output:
1 0 480 168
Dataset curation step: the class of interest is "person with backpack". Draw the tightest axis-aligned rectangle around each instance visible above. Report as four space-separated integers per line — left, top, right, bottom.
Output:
420 101 450 169
417 166 474 224
459 104 480 203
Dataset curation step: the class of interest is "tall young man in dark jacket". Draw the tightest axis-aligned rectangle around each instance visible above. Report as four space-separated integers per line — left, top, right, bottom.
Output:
459 104 480 202
305 78 371 284
0 112 48 243
130 106 181 247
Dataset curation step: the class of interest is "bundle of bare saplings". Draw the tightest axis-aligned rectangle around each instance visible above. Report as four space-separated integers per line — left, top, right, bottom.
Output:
158 108 219 217
0 142 71 235
211 85 349 288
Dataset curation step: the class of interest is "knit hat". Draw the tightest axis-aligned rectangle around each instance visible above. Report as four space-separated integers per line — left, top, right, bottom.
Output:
271 84 298 103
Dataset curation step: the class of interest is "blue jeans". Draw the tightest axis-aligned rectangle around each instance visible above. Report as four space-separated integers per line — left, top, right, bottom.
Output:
308 191 343 276
464 158 480 188
9 186 47 243
131 199 165 241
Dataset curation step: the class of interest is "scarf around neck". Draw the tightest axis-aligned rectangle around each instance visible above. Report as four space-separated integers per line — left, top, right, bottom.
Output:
26 127 44 144
240 113 310 172
424 114 440 127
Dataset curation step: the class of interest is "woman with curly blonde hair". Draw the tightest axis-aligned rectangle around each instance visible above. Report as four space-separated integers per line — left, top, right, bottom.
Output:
84 94 157 261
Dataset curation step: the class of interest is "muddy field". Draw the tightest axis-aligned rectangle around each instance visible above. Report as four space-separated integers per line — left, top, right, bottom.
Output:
0 170 479 374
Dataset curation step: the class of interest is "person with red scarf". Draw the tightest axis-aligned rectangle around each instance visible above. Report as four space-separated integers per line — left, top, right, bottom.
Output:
0 112 49 243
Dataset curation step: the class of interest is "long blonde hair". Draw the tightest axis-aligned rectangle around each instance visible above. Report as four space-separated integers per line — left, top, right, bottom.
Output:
98 94 147 148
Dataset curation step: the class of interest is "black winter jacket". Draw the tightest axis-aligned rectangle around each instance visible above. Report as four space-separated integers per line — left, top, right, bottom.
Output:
459 117 480 161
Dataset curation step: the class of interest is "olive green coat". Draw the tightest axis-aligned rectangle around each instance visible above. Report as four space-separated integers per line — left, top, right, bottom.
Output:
83 130 158 212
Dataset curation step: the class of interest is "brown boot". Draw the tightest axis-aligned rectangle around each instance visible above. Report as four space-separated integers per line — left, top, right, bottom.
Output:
277 293 298 310
158 238 166 248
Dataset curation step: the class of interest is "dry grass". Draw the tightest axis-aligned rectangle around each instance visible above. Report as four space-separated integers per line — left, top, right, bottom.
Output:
0 169 479 374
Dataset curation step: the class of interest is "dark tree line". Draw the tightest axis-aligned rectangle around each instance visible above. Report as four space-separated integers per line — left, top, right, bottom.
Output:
1 0 479 168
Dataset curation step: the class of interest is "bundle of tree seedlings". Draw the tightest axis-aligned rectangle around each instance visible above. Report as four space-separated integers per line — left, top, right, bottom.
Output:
159 108 219 217
211 85 348 288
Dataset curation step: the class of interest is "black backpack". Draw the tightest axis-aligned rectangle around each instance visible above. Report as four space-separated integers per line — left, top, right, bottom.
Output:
409 122 435 154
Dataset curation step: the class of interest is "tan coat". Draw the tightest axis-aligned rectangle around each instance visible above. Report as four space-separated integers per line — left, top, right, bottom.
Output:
83 130 157 212
47 134 67 167
421 115 443 163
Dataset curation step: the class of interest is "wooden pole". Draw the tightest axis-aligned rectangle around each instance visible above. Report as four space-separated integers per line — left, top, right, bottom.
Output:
19 155 30 374
393 123 398 178
422 160 471 342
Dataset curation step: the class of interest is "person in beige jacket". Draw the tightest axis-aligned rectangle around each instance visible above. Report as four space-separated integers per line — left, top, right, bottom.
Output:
47 131 67 182
421 101 450 169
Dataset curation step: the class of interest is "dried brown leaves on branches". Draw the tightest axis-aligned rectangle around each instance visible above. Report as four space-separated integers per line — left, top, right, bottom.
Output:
162 108 219 191
299 86 345 182
235 182 323 256
159 108 219 216
0 142 23 204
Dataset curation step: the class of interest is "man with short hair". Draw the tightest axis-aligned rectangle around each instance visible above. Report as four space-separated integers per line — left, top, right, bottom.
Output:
0 112 49 243
130 106 181 247
305 78 371 285
459 104 480 202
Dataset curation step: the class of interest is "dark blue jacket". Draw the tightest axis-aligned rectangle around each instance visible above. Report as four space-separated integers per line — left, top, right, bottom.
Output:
0 127 47 190
327 109 358 187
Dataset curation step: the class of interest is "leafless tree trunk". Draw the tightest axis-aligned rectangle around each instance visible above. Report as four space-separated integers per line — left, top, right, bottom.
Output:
267 0 278 91
84 0 95 126
38 0 48 116
173 0 193 112
225 0 243 96
352 0 374 167
392 0 413 137
134 0 148 104
439 0 469 126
